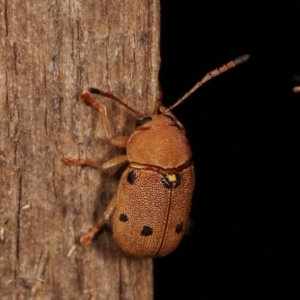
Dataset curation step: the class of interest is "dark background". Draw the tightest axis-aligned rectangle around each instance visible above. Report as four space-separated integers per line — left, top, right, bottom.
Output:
155 2 295 299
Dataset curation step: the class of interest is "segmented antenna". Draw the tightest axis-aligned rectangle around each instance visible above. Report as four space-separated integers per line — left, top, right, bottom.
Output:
164 54 250 113
89 87 144 117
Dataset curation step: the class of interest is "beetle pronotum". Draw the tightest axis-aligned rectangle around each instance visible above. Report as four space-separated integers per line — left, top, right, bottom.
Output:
62 54 249 258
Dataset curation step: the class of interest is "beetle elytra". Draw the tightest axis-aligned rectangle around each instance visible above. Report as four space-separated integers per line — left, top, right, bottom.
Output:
62 54 249 258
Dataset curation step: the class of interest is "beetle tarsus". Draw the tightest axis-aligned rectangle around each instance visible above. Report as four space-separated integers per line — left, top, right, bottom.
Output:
80 234 93 245
62 157 105 169
80 218 106 245
61 156 81 166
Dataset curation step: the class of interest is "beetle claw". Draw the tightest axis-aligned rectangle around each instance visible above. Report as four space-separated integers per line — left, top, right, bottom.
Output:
61 156 80 166
80 234 92 245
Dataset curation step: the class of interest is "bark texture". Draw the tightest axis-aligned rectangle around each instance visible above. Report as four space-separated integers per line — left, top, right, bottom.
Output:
0 0 160 299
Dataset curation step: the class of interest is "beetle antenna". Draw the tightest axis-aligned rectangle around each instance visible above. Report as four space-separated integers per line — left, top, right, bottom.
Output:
89 87 144 117
164 54 250 113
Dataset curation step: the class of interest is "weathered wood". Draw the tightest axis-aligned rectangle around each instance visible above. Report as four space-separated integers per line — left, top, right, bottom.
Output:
0 0 160 299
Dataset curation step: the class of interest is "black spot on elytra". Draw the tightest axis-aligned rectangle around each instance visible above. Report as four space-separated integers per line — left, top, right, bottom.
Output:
141 225 153 236
175 222 184 234
127 171 137 184
161 173 181 189
119 214 129 222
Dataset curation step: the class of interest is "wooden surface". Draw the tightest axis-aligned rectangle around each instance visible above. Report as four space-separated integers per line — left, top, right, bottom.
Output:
0 0 160 299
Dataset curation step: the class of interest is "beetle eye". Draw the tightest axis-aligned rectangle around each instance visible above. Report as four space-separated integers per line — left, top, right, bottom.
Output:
136 116 152 126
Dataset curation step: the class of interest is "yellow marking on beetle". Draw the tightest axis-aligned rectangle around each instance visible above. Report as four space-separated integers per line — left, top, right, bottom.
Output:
166 174 177 182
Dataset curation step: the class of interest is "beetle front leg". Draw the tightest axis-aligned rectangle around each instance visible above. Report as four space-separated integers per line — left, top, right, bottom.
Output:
80 195 117 245
62 155 128 170
81 92 130 148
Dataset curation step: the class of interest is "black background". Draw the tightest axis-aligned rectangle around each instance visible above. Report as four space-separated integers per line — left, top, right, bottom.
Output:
154 2 295 299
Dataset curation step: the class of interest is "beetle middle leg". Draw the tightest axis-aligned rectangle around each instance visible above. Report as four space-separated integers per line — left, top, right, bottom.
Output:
62 90 131 169
62 155 126 245
80 195 117 245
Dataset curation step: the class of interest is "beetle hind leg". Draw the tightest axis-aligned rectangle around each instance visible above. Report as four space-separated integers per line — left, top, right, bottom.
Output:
80 195 117 245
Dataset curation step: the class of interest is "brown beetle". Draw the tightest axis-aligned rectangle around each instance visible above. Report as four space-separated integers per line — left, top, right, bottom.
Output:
62 54 249 258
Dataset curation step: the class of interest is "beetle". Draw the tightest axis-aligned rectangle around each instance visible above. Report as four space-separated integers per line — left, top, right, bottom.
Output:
62 54 249 258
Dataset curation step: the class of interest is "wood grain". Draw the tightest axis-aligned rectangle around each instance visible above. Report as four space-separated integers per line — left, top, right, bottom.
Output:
0 0 160 299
